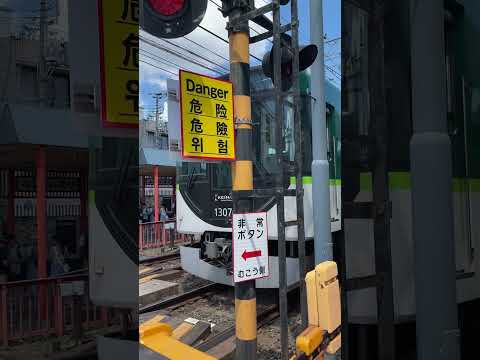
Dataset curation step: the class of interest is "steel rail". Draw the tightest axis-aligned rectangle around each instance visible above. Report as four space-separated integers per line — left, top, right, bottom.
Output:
139 283 221 314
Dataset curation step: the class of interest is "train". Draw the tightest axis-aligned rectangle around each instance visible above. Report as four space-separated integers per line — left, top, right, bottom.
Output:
341 0 480 324
169 66 342 288
172 0 480 324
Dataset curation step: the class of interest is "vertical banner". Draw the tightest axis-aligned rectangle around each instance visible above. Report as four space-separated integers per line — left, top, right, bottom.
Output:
232 212 269 283
98 0 139 128
179 70 235 160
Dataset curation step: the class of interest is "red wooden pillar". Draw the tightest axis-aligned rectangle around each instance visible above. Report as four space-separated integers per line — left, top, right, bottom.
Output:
36 147 47 279
36 147 47 320
6 169 15 236
54 279 64 337
154 166 159 222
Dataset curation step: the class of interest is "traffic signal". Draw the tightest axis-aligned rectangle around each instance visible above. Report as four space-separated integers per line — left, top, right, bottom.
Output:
141 0 208 39
262 44 318 91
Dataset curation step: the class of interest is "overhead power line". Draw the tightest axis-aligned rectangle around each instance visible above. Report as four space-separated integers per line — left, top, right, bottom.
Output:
160 37 230 72
139 59 178 77
183 36 230 63
140 51 179 73
140 48 217 76
141 35 226 75
197 25 263 63
141 35 224 73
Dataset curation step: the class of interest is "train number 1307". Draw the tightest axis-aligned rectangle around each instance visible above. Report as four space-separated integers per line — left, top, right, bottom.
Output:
214 207 233 217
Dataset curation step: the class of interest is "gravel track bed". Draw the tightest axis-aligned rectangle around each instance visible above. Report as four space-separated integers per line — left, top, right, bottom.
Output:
166 287 235 335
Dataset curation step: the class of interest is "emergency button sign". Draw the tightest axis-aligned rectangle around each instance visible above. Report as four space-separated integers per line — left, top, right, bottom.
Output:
233 212 269 283
179 70 235 160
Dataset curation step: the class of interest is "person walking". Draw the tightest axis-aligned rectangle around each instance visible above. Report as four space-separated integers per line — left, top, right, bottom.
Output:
159 206 169 221
49 239 69 277
7 236 22 281
160 206 175 248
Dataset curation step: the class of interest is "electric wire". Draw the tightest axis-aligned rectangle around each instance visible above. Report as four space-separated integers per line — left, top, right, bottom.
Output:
140 35 226 75
140 47 223 76
140 48 181 69
198 25 263 63
139 59 178 77
140 51 181 74
183 36 230 63
325 65 341 79
141 34 225 73
159 37 230 72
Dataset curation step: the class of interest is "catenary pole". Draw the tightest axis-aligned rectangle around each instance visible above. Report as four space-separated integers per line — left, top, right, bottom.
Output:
310 3 336 358
309 0 332 264
410 0 460 359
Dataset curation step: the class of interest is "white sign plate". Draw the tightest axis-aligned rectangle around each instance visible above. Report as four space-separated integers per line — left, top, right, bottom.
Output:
232 212 269 283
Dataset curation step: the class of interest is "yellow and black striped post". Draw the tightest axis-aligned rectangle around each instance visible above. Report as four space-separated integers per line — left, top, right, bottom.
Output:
227 6 257 359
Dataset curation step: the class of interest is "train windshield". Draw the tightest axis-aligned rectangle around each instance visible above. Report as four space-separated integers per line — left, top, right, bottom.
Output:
176 93 311 188
176 69 322 226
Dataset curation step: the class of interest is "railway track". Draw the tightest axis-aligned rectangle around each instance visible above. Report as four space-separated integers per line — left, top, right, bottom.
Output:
139 282 222 313
195 304 280 353
139 252 180 265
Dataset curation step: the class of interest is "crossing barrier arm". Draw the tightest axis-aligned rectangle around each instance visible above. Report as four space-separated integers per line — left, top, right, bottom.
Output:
140 322 217 360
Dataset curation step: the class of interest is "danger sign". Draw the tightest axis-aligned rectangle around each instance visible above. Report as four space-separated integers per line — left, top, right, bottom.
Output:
179 70 235 160
98 0 138 128
233 212 269 283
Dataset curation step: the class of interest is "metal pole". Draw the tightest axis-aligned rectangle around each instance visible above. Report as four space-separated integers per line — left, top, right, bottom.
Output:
225 2 257 359
368 2 396 359
309 0 332 265
272 1 288 359
291 0 308 329
410 1 460 359
306 9 339 353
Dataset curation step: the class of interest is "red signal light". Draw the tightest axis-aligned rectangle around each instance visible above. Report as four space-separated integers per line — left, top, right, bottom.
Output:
148 0 185 17
142 0 207 39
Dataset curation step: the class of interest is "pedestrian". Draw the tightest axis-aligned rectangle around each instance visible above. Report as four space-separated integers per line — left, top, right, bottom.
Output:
7 235 22 281
161 206 175 247
147 204 154 222
49 239 69 277
160 206 169 221
141 204 150 223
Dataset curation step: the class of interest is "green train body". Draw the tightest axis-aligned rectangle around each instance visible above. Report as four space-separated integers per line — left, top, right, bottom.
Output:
342 0 480 323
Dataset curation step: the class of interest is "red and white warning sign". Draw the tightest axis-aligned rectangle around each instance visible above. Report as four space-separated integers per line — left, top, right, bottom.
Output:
232 212 269 283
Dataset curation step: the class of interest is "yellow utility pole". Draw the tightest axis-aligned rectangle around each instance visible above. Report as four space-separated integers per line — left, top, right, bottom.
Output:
224 1 257 358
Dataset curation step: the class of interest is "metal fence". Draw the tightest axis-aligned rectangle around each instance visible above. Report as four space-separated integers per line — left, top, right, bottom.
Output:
0 274 114 346
139 220 192 251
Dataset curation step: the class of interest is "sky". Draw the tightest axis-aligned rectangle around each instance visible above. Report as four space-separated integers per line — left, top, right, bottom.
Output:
139 0 340 120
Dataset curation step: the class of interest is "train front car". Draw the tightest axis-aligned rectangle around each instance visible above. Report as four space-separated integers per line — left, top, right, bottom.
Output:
342 0 480 325
174 67 341 288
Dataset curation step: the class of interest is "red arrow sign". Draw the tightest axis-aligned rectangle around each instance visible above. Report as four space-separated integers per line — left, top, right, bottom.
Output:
242 249 262 261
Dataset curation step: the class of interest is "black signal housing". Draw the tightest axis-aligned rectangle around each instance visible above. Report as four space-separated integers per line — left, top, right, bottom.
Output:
141 0 208 39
